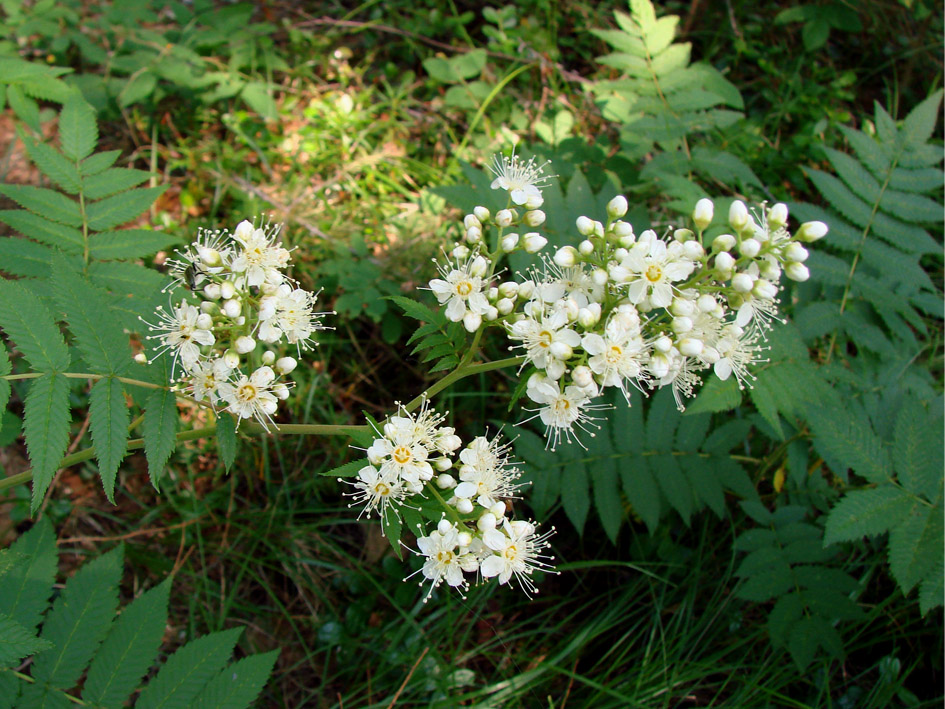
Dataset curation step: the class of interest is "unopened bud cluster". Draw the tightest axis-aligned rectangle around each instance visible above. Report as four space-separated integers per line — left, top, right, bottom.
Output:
142 219 329 430
343 400 555 600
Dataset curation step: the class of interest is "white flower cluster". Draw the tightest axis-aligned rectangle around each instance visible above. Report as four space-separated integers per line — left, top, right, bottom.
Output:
343 401 554 600
142 219 329 430
427 153 828 450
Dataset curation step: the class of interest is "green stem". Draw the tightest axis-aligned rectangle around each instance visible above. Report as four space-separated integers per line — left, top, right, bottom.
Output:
402 356 525 413
6 670 87 705
2 372 165 390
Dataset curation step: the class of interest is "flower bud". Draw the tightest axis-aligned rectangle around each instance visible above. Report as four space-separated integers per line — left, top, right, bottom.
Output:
523 233 547 253
797 221 828 242
451 244 470 260
702 346 720 364
273 383 290 400
487 287 499 302
729 200 749 230
457 531 473 548
739 238 761 258
196 312 213 330
759 258 781 281
579 239 594 255
199 302 216 317
275 356 297 374
572 365 594 388
197 246 223 268
545 358 566 380
576 215 595 235
203 283 222 300
437 519 453 535
496 297 514 315
133 352 147 364
261 350 276 365
490 501 507 518
693 198 714 231
465 226 482 244
607 195 629 218
500 232 520 252
712 234 736 252
223 349 239 368
464 214 481 230
436 473 456 490
550 341 573 360
613 221 634 239
767 203 789 229
235 220 254 240
697 294 717 312
524 193 544 210
495 209 515 227
672 316 693 333
463 311 482 333
554 246 578 268
523 209 545 227
484 305 499 321
235 335 256 354
456 498 474 514
509 520 535 537
753 279 778 301
655 335 673 353
478 512 497 531
683 240 704 260
649 352 670 378
732 273 754 293
785 262 810 281
474 205 491 222
678 338 704 357
222 299 241 318
592 267 608 286
469 255 488 277
714 252 735 274
578 302 602 328
220 281 236 300
518 280 535 300
783 242 809 263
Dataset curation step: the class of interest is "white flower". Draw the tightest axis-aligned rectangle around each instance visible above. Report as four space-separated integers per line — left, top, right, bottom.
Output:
507 310 581 372
366 407 441 485
480 519 555 596
343 464 408 522
187 357 232 405
582 321 648 397
619 233 695 308
145 301 215 375
714 326 766 388
412 522 468 600
525 379 602 450
454 435 523 510
489 153 552 207
229 220 291 287
258 285 327 350
219 365 279 430
165 227 232 290
652 349 702 411
429 252 490 324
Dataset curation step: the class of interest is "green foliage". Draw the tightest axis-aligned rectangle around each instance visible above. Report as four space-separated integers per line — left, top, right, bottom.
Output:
0 519 276 708
0 94 177 510
774 3 864 51
0 56 73 132
515 388 758 540
734 503 863 670
390 295 467 374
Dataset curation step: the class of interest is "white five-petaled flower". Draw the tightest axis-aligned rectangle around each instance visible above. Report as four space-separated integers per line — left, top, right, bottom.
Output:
582 320 648 396
412 522 468 600
429 252 490 330
368 420 435 485
343 464 407 523
165 227 232 291
258 284 327 349
617 232 695 308
507 309 581 372
525 378 602 451
146 301 215 375
480 519 555 596
714 325 766 389
229 219 291 287
489 153 552 207
454 434 523 510
187 356 233 405
219 365 279 430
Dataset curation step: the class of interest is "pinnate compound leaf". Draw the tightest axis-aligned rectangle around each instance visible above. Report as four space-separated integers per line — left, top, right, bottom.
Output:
191 650 279 709
0 279 69 371
85 186 167 231
685 375 741 414
32 545 123 689
51 254 131 375
893 402 944 499
823 485 914 545
143 388 178 490
593 460 623 543
82 580 171 707
24 372 71 512
0 237 58 278
386 295 442 324
59 93 98 161
81 167 152 200
216 413 238 472
136 628 243 709
0 614 53 668
888 501 944 595
0 518 58 632
89 377 130 503
21 136 81 194
90 229 180 260
0 184 82 227
919 560 944 616
0 210 83 252
902 89 943 145
561 457 590 535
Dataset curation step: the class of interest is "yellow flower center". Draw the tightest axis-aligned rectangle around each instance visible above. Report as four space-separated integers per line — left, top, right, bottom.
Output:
645 264 663 282
606 345 623 363
374 481 390 496
504 544 518 560
538 330 553 348
436 550 454 564
392 446 412 465
237 383 257 402
455 280 473 297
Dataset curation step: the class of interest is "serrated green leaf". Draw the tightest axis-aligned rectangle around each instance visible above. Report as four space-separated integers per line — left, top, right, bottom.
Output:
386 295 441 324
88 228 179 260
85 186 166 231
808 409 891 483
767 591 804 648
901 89 943 145
0 237 56 277
7 84 40 132
143 388 177 491
0 518 58 632
918 560 943 616
682 456 725 517
216 413 238 472
888 501 943 595
89 260 170 300
51 254 131 374
787 617 827 669
653 454 692 524
21 136 81 193
893 403 944 499
82 168 153 201
645 388 678 452
89 377 129 503
561 463 590 534
0 210 84 252
191 650 279 709
59 93 98 161
824 486 914 545
24 372 71 512
686 375 741 414
136 627 242 709
736 564 794 603
33 545 123 689
321 458 367 478
0 614 53 668
747 376 784 439
0 184 82 227
82 579 171 707
81 150 121 176
592 459 622 543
